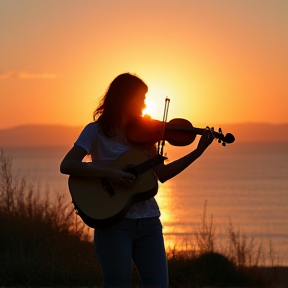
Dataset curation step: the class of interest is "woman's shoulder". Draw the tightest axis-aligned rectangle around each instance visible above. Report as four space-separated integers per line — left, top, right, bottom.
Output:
81 122 99 133
74 122 99 153
84 121 98 128
76 122 99 141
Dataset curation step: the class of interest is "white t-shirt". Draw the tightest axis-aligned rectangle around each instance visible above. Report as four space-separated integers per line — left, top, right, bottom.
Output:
74 122 161 219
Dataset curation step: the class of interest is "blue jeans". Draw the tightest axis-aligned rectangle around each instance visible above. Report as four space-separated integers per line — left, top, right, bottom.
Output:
94 217 168 288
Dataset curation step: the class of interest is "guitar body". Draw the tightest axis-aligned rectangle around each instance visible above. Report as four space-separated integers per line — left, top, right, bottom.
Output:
68 149 160 229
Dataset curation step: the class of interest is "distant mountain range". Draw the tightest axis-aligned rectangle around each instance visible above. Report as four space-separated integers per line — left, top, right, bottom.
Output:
0 125 83 147
0 123 288 147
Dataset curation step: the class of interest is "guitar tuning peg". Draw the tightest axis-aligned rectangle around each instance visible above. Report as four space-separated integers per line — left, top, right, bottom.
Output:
218 139 221 143
218 127 222 134
222 142 226 147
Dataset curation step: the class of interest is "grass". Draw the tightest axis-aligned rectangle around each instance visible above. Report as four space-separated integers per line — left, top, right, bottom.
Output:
0 149 283 287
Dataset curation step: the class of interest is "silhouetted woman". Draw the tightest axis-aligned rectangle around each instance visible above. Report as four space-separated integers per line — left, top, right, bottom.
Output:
60 73 213 288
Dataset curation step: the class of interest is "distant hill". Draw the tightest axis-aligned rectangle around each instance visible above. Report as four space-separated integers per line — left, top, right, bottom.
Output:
0 125 83 147
0 123 288 147
215 122 288 143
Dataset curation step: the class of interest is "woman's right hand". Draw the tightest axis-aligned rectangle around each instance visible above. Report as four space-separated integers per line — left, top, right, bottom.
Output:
107 168 136 187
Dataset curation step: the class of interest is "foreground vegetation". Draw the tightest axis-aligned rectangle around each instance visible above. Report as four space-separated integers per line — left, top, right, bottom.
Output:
0 149 285 287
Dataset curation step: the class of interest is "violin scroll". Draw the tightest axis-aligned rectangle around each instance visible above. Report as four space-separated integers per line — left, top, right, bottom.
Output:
210 127 235 146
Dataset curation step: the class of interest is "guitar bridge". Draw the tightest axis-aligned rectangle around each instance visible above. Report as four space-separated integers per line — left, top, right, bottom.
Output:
101 178 115 197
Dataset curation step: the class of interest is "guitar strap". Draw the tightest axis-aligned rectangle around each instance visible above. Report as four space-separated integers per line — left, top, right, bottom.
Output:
157 97 170 156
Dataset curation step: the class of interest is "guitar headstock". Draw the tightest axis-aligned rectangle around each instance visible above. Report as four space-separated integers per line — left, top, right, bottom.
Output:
210 127 235 146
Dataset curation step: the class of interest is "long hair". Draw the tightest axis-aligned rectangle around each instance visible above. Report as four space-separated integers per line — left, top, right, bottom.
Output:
93 73 148 137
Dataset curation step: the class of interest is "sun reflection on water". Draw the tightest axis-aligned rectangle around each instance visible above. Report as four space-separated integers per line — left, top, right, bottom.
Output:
155 180 200 253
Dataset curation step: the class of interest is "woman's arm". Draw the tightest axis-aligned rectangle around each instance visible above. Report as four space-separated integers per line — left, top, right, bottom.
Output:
154 128 214 183
60 145 108 178
60 145 136 185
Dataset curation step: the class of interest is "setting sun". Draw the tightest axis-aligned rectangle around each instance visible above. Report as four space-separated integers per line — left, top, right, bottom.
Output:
142 100 157 118
141 83 173 121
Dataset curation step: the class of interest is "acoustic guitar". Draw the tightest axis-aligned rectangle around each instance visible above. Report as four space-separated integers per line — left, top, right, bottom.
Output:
68 149 166 229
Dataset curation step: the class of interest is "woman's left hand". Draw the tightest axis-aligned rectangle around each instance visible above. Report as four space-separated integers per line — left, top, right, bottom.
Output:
197 127 214 153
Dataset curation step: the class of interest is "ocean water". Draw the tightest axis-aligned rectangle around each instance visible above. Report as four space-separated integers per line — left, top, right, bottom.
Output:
2 141 288 266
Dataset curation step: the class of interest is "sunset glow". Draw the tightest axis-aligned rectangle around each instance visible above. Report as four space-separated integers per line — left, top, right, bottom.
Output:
142 100 157 118
0 0 287 129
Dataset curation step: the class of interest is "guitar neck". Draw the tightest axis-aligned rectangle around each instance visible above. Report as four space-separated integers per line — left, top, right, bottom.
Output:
136 154 167 174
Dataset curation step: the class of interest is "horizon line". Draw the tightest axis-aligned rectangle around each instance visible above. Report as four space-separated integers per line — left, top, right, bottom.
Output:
1 121 288 130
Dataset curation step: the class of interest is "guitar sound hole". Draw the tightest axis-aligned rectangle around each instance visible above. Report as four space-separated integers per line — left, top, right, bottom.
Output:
101 178 115 197
122 165 140 180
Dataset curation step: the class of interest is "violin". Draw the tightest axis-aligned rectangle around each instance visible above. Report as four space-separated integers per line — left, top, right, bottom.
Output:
126 116 235 147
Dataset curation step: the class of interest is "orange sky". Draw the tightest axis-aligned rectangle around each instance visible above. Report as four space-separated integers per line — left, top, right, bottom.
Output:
0 0 287 130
